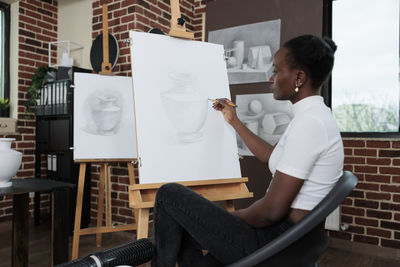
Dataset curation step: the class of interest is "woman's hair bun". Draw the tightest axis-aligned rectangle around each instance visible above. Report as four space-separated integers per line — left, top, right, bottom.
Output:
323 37 337 54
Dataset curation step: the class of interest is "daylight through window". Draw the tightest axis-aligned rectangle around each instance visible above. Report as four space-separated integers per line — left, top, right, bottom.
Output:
331 0 400 132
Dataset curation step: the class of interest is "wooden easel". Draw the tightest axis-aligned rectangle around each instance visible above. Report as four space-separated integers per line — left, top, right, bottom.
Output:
130 178 253 238
168 0 194 39
99 4 112 75
128 0 253 239
71 4 137 260
71 160 138 260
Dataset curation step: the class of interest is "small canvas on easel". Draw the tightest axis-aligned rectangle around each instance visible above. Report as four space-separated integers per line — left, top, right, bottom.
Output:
73 73 137 160
130 31 241 184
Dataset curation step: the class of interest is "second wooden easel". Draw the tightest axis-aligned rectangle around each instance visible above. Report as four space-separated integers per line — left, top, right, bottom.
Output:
128 0 253 239
71 160 138 260
71 4 136 260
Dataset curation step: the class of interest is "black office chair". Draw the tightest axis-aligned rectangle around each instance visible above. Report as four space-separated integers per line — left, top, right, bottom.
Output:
226 170 358 267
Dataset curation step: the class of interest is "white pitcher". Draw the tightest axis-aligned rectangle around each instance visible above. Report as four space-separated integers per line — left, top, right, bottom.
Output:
0 138 22 187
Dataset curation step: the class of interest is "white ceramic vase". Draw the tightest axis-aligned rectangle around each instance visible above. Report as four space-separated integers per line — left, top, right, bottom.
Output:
0 138 22 188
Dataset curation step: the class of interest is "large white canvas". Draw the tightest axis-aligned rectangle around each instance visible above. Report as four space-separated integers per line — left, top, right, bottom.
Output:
129 31 241 184
73 73 137 160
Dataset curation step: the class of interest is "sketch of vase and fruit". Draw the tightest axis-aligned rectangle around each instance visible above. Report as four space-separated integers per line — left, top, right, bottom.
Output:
161 72 208 143
82 90 123 136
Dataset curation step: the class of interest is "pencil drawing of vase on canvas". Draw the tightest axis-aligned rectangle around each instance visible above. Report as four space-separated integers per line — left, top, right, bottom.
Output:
73 73 137 161
129 30 241 183
161 72 208 143
82 89 123 136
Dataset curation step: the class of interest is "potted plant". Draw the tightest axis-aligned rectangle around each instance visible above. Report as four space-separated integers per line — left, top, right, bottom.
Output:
25 66 56 115
0 98 10 117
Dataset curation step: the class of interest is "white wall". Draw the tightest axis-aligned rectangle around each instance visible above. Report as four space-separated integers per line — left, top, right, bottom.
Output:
9 1 18 118
58 0 92 69
1 0 18 4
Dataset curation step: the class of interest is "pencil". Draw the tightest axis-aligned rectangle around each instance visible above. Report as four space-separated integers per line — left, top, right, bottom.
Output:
208 98 237 108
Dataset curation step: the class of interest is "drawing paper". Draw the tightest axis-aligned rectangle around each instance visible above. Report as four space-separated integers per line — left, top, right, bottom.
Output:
129 31 241 183
73 73 137 160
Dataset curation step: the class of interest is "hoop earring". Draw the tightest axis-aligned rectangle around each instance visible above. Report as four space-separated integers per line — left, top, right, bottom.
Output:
294 87 299 93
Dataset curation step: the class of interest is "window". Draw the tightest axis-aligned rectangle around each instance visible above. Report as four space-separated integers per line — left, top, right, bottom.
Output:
0 2 9 102
327 0 400 134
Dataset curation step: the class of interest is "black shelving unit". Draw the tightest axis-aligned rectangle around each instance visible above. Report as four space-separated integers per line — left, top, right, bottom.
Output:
34 67 92 233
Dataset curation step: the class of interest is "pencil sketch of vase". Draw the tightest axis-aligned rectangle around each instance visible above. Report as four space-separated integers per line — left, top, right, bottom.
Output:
161 72 208 143
83 90 123 136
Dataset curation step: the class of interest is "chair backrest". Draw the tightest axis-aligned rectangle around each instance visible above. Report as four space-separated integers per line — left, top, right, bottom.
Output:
228 171 358 267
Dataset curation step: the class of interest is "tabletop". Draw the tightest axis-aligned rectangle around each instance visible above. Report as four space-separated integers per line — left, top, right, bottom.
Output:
0 178 75 196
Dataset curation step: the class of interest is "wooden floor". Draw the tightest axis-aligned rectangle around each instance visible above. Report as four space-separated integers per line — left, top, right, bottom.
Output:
0 219 136 267
0 219 399 267
318 247 399 267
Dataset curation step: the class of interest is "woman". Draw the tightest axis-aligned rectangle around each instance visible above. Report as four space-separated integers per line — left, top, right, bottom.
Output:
152 35 344 266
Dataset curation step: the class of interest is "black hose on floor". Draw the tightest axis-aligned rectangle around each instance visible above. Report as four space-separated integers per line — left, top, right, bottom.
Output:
56 238 154 267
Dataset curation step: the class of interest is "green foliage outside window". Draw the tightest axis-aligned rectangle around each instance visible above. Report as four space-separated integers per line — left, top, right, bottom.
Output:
333 100 398 132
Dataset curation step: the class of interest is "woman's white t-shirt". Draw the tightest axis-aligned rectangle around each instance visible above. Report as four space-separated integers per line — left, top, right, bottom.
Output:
268 95 344 210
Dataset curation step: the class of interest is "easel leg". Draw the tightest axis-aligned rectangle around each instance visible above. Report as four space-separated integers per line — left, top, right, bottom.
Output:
224 200 235 212
96 163 107 247
72 163 86 260
127 162 135 185
137 208 150 239
127 162 139 237
105 165 112 227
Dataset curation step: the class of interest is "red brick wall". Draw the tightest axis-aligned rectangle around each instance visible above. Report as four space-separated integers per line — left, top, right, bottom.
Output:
0 0 58 220
329 138 400 249
89 0 206 226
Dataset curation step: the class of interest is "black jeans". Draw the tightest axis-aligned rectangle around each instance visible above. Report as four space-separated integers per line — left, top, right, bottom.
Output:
152 183 294 267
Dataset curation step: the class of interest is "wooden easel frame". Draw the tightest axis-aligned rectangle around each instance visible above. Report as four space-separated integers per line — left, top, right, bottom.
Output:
99 4 112 75
168 0 195 39
128 0 253 239
71 160 138 260
130 178 253 239
71 4 136 260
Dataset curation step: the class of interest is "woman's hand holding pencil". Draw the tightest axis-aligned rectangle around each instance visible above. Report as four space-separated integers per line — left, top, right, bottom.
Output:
211 98 238 124
209 98 237 108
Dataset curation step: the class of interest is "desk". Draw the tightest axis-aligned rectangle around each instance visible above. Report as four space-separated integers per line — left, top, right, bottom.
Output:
0 178 74 267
